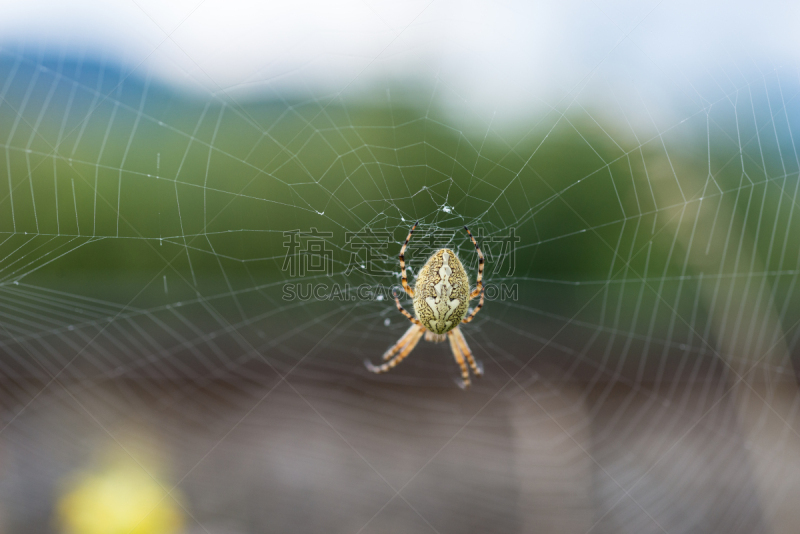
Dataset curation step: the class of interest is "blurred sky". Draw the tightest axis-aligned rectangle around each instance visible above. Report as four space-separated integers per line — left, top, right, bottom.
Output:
0 0 798 121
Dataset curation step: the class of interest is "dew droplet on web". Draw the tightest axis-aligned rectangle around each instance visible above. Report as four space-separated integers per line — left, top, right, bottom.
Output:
384 318 390 326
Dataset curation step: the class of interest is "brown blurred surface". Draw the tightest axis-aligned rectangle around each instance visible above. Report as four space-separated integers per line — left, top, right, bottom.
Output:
1 373 798 534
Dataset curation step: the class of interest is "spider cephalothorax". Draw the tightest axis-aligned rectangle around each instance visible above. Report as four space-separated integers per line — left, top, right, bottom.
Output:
365 223 485 388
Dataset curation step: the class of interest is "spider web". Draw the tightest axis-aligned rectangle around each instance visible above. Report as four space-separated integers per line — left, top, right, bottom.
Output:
1 9 800 534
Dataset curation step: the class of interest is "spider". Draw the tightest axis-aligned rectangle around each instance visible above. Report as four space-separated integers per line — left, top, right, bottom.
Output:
365 222 485 388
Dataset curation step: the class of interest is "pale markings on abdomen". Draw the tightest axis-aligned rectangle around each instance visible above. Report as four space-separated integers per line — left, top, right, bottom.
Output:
424 251 461 332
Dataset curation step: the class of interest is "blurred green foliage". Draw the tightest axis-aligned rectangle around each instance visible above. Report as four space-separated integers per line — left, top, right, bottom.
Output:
1 55 800 343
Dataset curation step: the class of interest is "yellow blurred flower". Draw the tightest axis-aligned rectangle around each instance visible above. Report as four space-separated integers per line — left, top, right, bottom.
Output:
57 464 184 534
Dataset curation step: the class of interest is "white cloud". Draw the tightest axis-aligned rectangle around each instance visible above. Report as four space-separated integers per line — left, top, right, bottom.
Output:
1 0 796 118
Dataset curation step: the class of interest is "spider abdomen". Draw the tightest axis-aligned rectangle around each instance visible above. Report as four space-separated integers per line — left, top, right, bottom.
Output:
413 248 470 334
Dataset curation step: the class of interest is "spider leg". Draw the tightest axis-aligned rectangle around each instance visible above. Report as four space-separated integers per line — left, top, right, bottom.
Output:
365 325 424 374
395 295 422 326
399 222 419 297
453 326 483 377
461 289 484 324
464 226 484 299
447 330 471 388
382 323 419 361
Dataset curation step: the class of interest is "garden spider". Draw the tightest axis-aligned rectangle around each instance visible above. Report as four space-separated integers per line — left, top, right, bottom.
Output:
365 222 485 388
